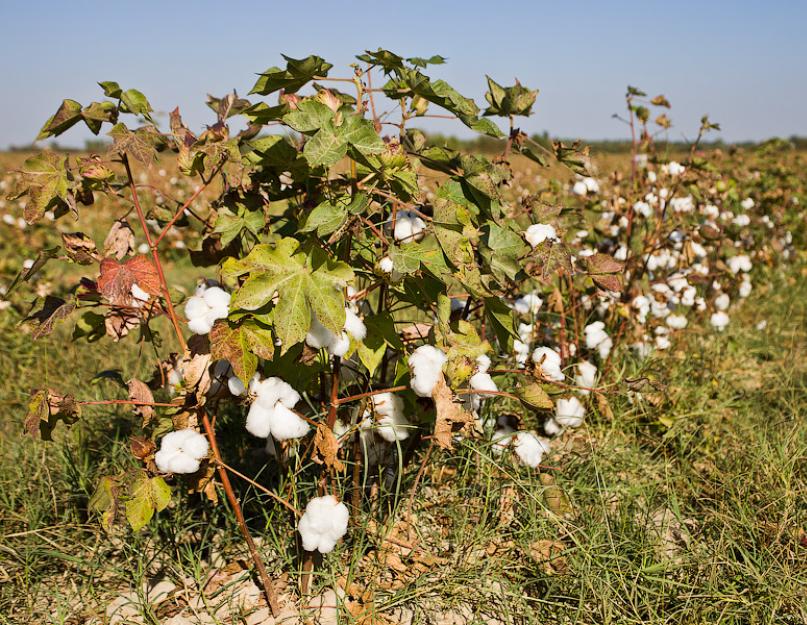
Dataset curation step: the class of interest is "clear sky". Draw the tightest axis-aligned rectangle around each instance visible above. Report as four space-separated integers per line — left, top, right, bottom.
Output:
2 0 805 148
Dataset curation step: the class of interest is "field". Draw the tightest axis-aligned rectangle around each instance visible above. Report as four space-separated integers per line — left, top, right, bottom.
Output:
1 134 805 625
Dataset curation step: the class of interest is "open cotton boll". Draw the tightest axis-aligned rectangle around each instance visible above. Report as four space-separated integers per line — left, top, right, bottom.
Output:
393 210 426 243
370 393 410 442
475 354 491 374
343 309 367 342
131 283 150 304
513 292 544 315
665 161 685 176
732 213 751 227
531 346 564 382
741 197 755 210
379 256 395 273
544 417 562 436
513 340 531 366
583 177 600 193
525 223 559 247
491 426 515 455
633 200 652 218
714 293 730 311
727 254 752 274
513 431 551 468
575 360 597 395
305 316 335 350
710 311 730 331
572 180 588 196
408 345 447 397
267 403 311 441
185 286 230 335
556 396 586 428
739 277 752 298
666 314 688 330
155 429 209 474
246 376 308 440
227 375 246 396
584 322 612 359
297 495 349 553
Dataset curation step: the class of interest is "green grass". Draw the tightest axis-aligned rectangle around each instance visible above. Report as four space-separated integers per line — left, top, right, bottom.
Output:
1 266 805 624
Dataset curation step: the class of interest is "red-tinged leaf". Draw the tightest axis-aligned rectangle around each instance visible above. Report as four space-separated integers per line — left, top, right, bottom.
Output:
97 255 161 305
585 253 623 274
592 273 623 293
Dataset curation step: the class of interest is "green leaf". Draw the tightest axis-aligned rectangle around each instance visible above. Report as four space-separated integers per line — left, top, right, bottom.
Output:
303 120 347 168
120 89 153 120
250 55 333 95
340 115 386 156
125 474 155 531
213 207 264 246
283 99 333 133
210 322 259 384
484 297 518 349
517 382 554 410
98 81 122 98
150 476 172 512
38 99 83 139
17 153 69 223
300 198 348 236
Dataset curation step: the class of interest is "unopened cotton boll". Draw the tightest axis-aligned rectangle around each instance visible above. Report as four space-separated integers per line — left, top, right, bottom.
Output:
575 360 597 395
555 396 585 428
393 210 426 242
297 495 349 553
531 346 564 382
513 292 544 315
408 345 448 397
525 223 559 247
185 285 230 335
155 429 209 474
710 311 730 331
513 431 551 468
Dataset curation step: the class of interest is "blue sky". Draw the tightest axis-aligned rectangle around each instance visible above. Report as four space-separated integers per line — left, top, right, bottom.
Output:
1 1 805 147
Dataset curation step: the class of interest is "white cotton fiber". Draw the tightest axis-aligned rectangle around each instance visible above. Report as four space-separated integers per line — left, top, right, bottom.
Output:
155 429 209 474
408 345 448 397
513 431 551 468
297 495 349 553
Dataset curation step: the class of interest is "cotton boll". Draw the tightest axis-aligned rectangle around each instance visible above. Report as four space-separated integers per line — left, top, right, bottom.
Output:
655 335 671 350
513 340 531 367
155 429 209 474
555 396 585 428
739 278 752 298
470 371 498 393
408 345 448 397
572 180 588 196
715 293 730 311
328 332 351 357
491 426 515 455
666 314 688 330
740 197 755 210
246 403 274 438
633 200 652 218
266 403 311 441
131 283 150 303
513 292 544 315
305 316 335 350
297 495 349 553
614 245 628 261
544 417 562 436
393 211 426 242
379 256 394 273
647 170 657 183
513 431 551 468
710 311 730 331
185 285 230 335
228 375 246 396
475 354 492 374
531 346 564 382
343 309 367 341
732 213 750 227
727 254 752 274
665 161 685 177
584 321 612 359
525 223 558 247
370 393 410 442
583 177 600 193
575 360 598 395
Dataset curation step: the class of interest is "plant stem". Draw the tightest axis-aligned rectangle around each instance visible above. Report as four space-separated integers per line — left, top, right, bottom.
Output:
200 411 281 616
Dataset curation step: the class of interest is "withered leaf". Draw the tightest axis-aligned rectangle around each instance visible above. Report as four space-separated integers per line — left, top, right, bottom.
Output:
432 375 474 450
103 219 135 260
26 296 76 339
585 253 623 274
313 423 345 471
97 255 161 305
127 378 155 426
62 232 99 265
